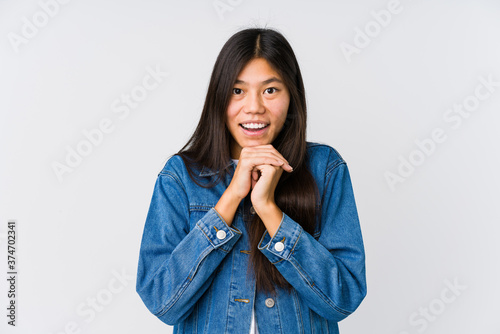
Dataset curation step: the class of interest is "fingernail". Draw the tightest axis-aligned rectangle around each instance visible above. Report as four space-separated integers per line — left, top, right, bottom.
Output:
288 164 293 171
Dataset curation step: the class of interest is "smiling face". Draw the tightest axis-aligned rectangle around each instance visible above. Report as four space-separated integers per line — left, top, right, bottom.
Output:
226 57 290 159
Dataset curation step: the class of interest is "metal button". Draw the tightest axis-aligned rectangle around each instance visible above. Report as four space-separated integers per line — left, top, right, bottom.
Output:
265 298 275 308
249 206 256 215
274 242 284 252
216 230 226 240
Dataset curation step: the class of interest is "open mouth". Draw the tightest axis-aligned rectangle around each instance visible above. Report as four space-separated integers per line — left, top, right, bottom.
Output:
239 123 269 132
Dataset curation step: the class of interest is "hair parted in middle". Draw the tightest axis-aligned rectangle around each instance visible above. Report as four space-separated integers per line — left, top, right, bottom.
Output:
178 27 319 294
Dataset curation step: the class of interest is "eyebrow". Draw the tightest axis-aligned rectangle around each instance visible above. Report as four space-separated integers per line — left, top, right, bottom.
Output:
234 77 283 85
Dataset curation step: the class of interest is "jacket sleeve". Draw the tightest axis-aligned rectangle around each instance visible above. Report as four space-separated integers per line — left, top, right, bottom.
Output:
136 162 241 325
257 157 366 322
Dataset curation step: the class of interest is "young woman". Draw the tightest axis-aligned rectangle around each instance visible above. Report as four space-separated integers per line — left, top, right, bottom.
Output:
136 28 366 333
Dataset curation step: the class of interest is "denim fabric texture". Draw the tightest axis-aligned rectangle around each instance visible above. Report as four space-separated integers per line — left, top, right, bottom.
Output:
136 142 367 333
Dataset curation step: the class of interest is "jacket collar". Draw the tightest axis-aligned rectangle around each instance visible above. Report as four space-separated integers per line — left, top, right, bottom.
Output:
199 160 236 177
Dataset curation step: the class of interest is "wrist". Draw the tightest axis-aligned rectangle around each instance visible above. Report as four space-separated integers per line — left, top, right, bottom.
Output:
215 187 243 226
252 200 277 215
253 202 283 238
227 183 246 202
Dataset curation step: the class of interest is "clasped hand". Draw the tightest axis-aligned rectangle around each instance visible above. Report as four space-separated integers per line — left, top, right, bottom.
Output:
228 145 293 214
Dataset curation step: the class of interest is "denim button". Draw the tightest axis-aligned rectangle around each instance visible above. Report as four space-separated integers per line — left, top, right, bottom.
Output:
274 242 284 252
249 206 256 215
216 230 226 240
265 298 275 308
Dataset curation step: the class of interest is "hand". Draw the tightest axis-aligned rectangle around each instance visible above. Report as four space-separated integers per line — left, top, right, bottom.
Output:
215 145 292 228
248 159 287 238
249 163 283 210
227 145 292 201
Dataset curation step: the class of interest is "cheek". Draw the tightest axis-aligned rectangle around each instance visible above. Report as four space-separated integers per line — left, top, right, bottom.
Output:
272 101 289 126
226 105 239 127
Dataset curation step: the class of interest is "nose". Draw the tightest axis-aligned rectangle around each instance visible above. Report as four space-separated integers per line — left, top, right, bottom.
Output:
244 91 265 114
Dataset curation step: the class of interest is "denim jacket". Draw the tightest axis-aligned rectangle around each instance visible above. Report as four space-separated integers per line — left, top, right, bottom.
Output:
136 142 366 333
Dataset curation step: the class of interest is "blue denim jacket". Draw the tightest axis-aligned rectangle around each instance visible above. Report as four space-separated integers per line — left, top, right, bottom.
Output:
136 142 366 333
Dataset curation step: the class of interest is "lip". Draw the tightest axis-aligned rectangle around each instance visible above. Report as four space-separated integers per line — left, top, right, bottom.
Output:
239 121 269 125
239 122 269 137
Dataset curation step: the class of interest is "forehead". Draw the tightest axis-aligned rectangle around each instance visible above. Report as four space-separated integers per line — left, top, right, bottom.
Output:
236 58 283 83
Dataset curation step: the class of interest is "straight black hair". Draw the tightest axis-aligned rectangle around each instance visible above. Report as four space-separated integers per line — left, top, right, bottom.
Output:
178 28 318 294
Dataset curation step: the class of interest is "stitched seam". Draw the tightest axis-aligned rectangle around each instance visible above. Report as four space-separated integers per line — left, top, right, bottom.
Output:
189 205 212 211
285 228 302 260
216 246 230 254
275 295 283 333
212 207 227 225
288 258 352 316
155 247 212 317
224 250 236 333
325 160 345 177
161 171 187 194
309 309 315 334
187 249 211 282
292 289 304 334
204 279 214 332
197 223 216 249
270 257 286 265
194 302 198 333
269 229 301 264
308 143 345 161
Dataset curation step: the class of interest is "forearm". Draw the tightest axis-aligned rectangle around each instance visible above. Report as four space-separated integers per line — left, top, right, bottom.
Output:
137 165 243 325
137 208 241 324
258 214 366 321
214 185 243 226
253 202 283 238
258 161 366 321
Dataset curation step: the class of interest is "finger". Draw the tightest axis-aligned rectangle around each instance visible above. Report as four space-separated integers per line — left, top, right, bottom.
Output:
242 145 286 160
245 155 292 173
243 145 293 169
240 148 292 171
252 168 260 182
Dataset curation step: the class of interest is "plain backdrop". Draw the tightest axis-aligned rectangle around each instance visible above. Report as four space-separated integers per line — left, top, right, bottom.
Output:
1 0 500 333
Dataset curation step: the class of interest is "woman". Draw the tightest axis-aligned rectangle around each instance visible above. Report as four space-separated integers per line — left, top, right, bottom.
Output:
136 28 366 333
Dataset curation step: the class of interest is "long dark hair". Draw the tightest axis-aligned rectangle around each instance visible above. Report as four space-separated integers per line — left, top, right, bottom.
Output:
178 28 318 294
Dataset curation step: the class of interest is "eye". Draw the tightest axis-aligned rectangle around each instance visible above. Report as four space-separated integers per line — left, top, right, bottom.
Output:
265 87 278 94
232 88 243 95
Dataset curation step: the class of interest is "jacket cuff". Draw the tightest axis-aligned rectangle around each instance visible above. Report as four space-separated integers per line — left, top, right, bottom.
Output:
196 208 242 252
257 213 302 263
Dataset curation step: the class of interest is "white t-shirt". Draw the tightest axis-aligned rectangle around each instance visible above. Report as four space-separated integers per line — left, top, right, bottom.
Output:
250 309 259 334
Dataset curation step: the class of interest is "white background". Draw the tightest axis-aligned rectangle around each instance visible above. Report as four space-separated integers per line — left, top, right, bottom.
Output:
1 0 500 333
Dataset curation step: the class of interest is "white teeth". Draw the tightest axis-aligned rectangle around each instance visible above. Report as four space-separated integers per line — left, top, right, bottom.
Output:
241 123 267 129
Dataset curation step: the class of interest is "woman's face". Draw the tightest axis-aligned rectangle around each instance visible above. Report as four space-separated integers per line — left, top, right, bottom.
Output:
226 57 290 159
